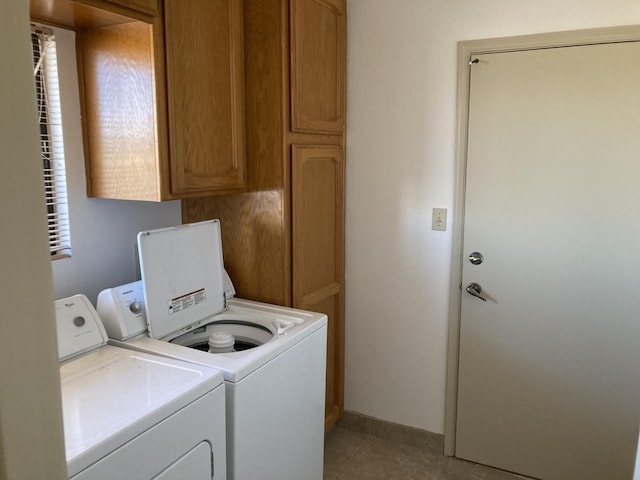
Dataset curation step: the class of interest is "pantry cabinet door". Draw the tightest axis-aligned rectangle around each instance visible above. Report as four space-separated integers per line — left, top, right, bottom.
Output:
292 144 345 428
290 0 346 134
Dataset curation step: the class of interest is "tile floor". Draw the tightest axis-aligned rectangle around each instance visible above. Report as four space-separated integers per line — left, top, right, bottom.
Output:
324 413 531 480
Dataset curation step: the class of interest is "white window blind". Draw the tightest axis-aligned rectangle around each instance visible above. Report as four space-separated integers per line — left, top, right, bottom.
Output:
31 25 71 258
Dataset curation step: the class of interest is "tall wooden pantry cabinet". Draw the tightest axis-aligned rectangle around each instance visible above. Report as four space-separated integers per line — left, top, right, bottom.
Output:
183 0 346 429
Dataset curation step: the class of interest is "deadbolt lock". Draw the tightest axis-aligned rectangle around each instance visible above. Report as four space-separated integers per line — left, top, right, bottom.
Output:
468 251 484 265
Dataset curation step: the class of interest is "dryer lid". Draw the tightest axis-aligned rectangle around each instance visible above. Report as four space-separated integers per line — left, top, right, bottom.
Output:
137 220 226 340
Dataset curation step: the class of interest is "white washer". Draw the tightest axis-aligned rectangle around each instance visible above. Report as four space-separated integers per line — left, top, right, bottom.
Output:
97 220 327 480
56 294 227 479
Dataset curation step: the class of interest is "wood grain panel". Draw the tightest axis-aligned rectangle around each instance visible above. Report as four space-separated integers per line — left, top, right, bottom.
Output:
79 21 160 200
182 192 290 306
290 0 346 134
243 0 287 192
164 0 246 195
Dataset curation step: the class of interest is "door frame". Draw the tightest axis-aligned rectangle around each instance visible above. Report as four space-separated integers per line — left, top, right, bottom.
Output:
444 24 640 456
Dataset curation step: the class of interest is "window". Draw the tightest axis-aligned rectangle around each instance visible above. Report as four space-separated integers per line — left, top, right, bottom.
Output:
31 25 71 258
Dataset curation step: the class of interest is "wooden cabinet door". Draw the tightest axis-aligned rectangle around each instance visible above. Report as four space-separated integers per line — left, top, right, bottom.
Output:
164 0 245 196
79 21 161 200
292 144 345 429
290 0 346 134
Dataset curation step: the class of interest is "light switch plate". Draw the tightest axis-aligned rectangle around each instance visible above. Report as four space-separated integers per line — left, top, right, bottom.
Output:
432 208 447 231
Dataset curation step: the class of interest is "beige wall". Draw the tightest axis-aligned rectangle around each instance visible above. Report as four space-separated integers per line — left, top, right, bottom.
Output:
345 0 640 433
0 1 66 478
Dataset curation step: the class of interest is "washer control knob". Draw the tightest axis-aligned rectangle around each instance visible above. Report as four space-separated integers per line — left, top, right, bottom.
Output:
129 301 143 315
73 316 85 327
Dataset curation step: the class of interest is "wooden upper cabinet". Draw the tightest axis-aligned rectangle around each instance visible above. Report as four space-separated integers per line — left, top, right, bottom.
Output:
290 0 346 134
164 0 245 196
30 0 245 201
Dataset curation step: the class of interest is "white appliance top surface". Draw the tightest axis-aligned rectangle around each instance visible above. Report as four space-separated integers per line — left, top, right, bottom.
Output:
111 298 328 383
138 220 226 340
60 345 223 475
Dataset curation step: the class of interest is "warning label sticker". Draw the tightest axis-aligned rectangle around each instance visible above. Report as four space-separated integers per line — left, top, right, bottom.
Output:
168 288 207 314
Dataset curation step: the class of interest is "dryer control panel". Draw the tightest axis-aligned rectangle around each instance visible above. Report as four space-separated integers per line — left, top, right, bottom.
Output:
55 294 108 362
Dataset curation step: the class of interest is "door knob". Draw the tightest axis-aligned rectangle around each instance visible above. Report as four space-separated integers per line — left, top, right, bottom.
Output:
466 283 487 301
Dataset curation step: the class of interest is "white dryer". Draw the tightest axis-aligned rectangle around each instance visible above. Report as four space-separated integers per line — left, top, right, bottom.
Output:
97 220 327 480
55 294 226 479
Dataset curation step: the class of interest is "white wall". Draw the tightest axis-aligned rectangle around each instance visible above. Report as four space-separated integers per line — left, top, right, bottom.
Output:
0 1 67 477
50 27 181 305
345 0 640 434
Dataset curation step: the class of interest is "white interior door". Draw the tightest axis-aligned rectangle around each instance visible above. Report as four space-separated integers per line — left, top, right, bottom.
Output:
456 41 640 480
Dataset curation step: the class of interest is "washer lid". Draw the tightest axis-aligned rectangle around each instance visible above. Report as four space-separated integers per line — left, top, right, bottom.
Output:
138 220 226 340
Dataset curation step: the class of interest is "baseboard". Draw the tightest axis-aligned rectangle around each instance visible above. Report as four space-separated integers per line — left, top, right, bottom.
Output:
337 410 444 453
